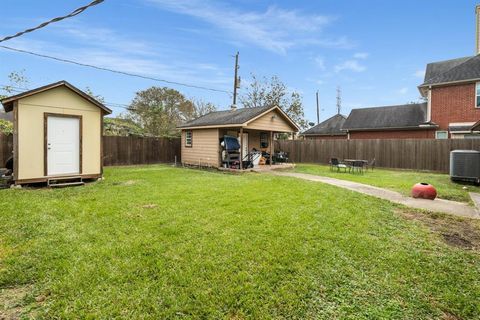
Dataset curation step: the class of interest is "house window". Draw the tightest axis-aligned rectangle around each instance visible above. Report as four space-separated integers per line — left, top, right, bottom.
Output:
476 82 480 108
435 130 448 139
260 132 269 148
185 130 192 147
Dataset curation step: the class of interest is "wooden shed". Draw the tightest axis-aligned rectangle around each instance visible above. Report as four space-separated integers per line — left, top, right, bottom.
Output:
177 105 299 169
1 81 111 185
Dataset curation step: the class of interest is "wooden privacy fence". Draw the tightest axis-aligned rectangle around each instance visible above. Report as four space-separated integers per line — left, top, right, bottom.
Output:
0 133 13 166
0 134 181 167
277 139 480 173
102 136 180 166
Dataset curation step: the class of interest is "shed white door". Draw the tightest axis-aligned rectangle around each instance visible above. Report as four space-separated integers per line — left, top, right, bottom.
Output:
47 116 80 176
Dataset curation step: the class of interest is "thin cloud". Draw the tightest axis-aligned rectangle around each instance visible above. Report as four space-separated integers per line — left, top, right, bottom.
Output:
146 0 349 54
5 24 232 90
314 56 326 70
414 69 426 78
397 87 409 95
334 60 366 73
353 52 369 59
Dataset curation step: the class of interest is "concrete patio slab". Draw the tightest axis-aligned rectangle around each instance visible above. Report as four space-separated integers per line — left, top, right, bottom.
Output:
272 171 480 219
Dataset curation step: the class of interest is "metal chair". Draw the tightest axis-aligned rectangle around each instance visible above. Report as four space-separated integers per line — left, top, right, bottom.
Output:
366 158 376 171
351 160 365 174
330 158 348 172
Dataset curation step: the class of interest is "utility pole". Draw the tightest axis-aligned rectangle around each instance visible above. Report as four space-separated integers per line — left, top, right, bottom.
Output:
336 86 342 115
232 51 240 108
316 90 320 125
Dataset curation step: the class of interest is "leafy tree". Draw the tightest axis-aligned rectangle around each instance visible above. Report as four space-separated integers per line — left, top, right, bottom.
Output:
84 86 106 104
1 70 30 99
240 74 308 129
103 117 145 136
0 119 13 134
192 99 217 119
126 87 195 137
1 71 29 134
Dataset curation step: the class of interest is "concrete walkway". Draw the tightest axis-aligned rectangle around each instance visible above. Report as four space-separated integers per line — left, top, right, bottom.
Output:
271 171 480 219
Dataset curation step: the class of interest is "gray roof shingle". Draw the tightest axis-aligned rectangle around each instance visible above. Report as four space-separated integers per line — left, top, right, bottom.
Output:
421 55 480 86
343 103 429 131
177 106 272 128
302 114 346 136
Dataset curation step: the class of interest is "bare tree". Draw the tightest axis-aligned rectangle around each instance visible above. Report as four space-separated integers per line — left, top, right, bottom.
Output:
240 74 308 129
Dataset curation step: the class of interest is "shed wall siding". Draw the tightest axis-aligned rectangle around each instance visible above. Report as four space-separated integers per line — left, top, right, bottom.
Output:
181 129 219 167
17 86 102 180
246 110 294 132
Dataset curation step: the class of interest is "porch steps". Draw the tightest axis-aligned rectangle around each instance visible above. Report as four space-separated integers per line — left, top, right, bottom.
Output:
47 176 84 188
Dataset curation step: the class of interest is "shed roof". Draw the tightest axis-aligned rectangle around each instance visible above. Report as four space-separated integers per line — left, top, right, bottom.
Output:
177 105 299 131
420 55 480 87
1 80 112 114
342 103 434 131
301 114 347 136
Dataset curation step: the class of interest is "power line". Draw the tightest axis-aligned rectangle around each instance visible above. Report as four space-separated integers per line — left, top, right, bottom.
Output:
0 0 105 43
0 45 232 95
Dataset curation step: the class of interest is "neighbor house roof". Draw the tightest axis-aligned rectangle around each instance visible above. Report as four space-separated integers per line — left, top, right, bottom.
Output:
420 55 480 87
1 80 112 114
177 105 300 131
342 103 436 131
301 114 347 136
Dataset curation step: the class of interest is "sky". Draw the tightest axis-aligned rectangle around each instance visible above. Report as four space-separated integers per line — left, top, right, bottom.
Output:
0 0 479 123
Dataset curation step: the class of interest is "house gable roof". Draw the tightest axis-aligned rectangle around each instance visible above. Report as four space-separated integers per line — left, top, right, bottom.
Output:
342 103 434 131
420 55 480 87
301 114 347 136
1 80 112 114
177 105 300 131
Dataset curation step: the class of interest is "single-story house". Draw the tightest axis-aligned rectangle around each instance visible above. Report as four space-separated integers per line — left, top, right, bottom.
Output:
342 103 438 139
1 81 111 185
177 105 299 169
301 114 347 140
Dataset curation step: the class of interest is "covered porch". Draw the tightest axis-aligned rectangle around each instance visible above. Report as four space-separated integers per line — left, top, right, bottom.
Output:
219 127 295 170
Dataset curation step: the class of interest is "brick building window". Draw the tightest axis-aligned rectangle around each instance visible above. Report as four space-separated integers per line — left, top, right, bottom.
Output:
435 131 448 139
476 82 480 107
185 130 193 147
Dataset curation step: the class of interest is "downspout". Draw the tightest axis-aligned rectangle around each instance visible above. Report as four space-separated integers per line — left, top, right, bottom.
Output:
427 86 432 122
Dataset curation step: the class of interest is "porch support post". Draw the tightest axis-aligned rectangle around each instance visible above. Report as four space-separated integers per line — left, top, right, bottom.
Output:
269 131 273 167
239 127 243 170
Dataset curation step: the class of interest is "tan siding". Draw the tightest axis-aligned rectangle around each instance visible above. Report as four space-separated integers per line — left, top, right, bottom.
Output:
246 110 295 132
17 86 102 180
181 129 219 167
247 130 260 151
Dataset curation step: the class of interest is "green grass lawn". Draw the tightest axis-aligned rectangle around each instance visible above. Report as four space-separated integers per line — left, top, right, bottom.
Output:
292 163 480 203
1 165 480 319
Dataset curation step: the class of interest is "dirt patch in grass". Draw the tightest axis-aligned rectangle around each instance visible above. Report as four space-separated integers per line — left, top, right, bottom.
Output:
399 209 480 250
0 285 33 319
142 204 157 209
112 180 137 186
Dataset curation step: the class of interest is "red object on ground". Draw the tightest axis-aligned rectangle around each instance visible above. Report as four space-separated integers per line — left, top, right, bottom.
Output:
411 183 437 200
